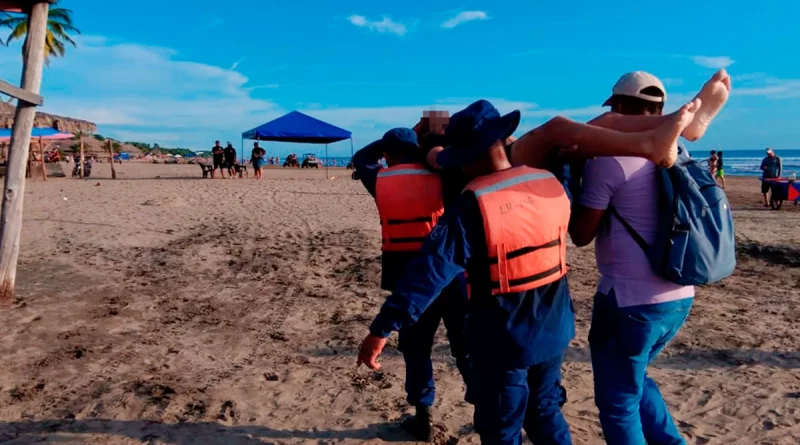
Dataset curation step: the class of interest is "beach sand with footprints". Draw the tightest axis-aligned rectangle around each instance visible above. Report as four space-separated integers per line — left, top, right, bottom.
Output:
0 162 798 444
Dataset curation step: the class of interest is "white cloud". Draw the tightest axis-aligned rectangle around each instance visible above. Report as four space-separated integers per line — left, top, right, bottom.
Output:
250 83 280 90
347 14 408 36
0 34 674 154
0 35 281 148
692 55 735 69
229 57 245 70
661 78 684 87
734 78 800 98
442 10 489 29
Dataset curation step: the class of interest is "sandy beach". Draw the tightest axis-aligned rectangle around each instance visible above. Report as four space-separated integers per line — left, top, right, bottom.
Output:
0 162 798 445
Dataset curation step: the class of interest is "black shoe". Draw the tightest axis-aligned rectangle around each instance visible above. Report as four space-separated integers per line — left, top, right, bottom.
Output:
401 405 434 442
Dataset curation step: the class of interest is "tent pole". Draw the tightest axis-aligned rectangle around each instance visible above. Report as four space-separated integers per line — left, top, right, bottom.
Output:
240 138 244 167
325 144 329 179
350 138 354 158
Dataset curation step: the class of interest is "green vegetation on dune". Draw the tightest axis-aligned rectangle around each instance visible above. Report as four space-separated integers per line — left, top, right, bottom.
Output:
124 141 199 157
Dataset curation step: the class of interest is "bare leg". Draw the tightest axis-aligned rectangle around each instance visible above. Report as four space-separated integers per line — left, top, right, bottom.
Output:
587 70 731 137
511 99 701 169
682 69 731 141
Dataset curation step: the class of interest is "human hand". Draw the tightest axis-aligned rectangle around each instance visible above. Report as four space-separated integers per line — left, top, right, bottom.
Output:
357 335 387 370
427 146 444 170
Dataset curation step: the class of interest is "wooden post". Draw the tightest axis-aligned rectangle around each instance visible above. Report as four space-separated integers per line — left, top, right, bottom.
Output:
107 139 116 179
79 135 84 179
38 136 46 181
0 2 51 302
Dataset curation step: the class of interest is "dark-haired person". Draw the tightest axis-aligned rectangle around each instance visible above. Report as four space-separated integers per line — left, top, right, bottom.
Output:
510 70 731 176
352 129 471 442
223 142 237 178
568 70 730 445
251 142 266 180
715 150 726 188
761 148 782 206
707 150 719 176
211 140 225 179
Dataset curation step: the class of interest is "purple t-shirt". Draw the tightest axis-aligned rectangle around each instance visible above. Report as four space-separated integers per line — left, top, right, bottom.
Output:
580 156 694 307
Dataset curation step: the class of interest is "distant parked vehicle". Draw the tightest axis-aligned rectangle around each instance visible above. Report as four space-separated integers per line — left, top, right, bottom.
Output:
301 153 319 169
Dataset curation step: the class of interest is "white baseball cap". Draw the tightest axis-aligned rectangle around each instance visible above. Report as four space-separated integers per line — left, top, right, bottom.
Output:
603 71 667 106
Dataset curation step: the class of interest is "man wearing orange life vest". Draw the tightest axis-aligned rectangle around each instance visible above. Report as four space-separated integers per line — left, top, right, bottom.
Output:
358 101 576 445
352 128 471 442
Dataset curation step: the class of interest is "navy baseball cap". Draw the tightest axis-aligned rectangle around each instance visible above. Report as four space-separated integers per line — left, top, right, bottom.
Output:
377 127 419 155
437 100 520 169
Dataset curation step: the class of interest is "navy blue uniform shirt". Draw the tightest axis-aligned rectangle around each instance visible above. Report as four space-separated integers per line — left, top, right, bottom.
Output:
369 182 576 369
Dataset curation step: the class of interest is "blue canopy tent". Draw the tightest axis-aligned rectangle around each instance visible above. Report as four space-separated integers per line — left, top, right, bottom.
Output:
241 111 353 178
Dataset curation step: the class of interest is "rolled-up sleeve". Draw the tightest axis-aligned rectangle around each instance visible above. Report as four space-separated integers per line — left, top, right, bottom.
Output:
579 157 625 211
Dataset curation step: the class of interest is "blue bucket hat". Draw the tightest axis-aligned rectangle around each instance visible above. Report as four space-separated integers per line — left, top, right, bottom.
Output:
376 127 419 156
437 100 520 169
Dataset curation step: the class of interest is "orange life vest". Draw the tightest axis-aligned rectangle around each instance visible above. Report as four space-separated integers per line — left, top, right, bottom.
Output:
375 163 445 252
464 166 570 295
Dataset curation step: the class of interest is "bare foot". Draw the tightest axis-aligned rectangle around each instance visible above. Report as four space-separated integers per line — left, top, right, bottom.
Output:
682 69 731 141
651 98 702 167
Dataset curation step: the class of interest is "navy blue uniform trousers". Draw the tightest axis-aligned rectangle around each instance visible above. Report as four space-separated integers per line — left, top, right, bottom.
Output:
397 276 471 407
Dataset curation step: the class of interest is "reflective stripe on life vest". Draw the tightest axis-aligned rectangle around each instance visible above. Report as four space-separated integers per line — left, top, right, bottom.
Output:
464 166 570 295
375 163 444 252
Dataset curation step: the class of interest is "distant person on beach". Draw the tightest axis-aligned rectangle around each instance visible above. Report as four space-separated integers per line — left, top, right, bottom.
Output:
761 148 783 206
716 151 726 188
251 142 266 180
352 128 471 442
568 70 730 445
224 142 237 178
708 150 719 176
358 96 710 445
211 140 225 179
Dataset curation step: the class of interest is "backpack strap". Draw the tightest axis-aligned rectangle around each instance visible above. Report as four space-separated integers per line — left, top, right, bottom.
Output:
608 205 650 253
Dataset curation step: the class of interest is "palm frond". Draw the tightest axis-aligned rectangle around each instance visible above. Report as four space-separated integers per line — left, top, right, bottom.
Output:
6 22 28 45
47 33 65 58
48 8 75 26
0 16 26 28
47 21 80 38
4 2 79 64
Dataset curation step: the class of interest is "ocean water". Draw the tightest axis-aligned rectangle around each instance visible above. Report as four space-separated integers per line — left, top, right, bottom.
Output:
314 150 800 177
703 149 800 177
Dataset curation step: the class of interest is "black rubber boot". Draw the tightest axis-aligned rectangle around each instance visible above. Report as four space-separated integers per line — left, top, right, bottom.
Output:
401 405 434 442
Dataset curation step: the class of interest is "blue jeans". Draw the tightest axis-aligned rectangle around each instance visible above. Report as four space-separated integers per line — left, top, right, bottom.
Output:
473 352 572 445
589 290 693 445
398 276 471 407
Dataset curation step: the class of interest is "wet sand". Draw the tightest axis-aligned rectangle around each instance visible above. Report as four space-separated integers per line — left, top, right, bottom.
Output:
0 162 798 444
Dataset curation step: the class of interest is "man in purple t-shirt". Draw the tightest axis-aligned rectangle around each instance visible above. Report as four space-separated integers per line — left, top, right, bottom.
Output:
569 72 694 445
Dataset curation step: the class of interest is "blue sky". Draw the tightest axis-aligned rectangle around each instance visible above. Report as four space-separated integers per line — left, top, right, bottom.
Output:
1 0 799 156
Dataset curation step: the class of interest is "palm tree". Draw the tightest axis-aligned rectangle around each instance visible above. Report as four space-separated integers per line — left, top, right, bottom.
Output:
0 0 80 65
